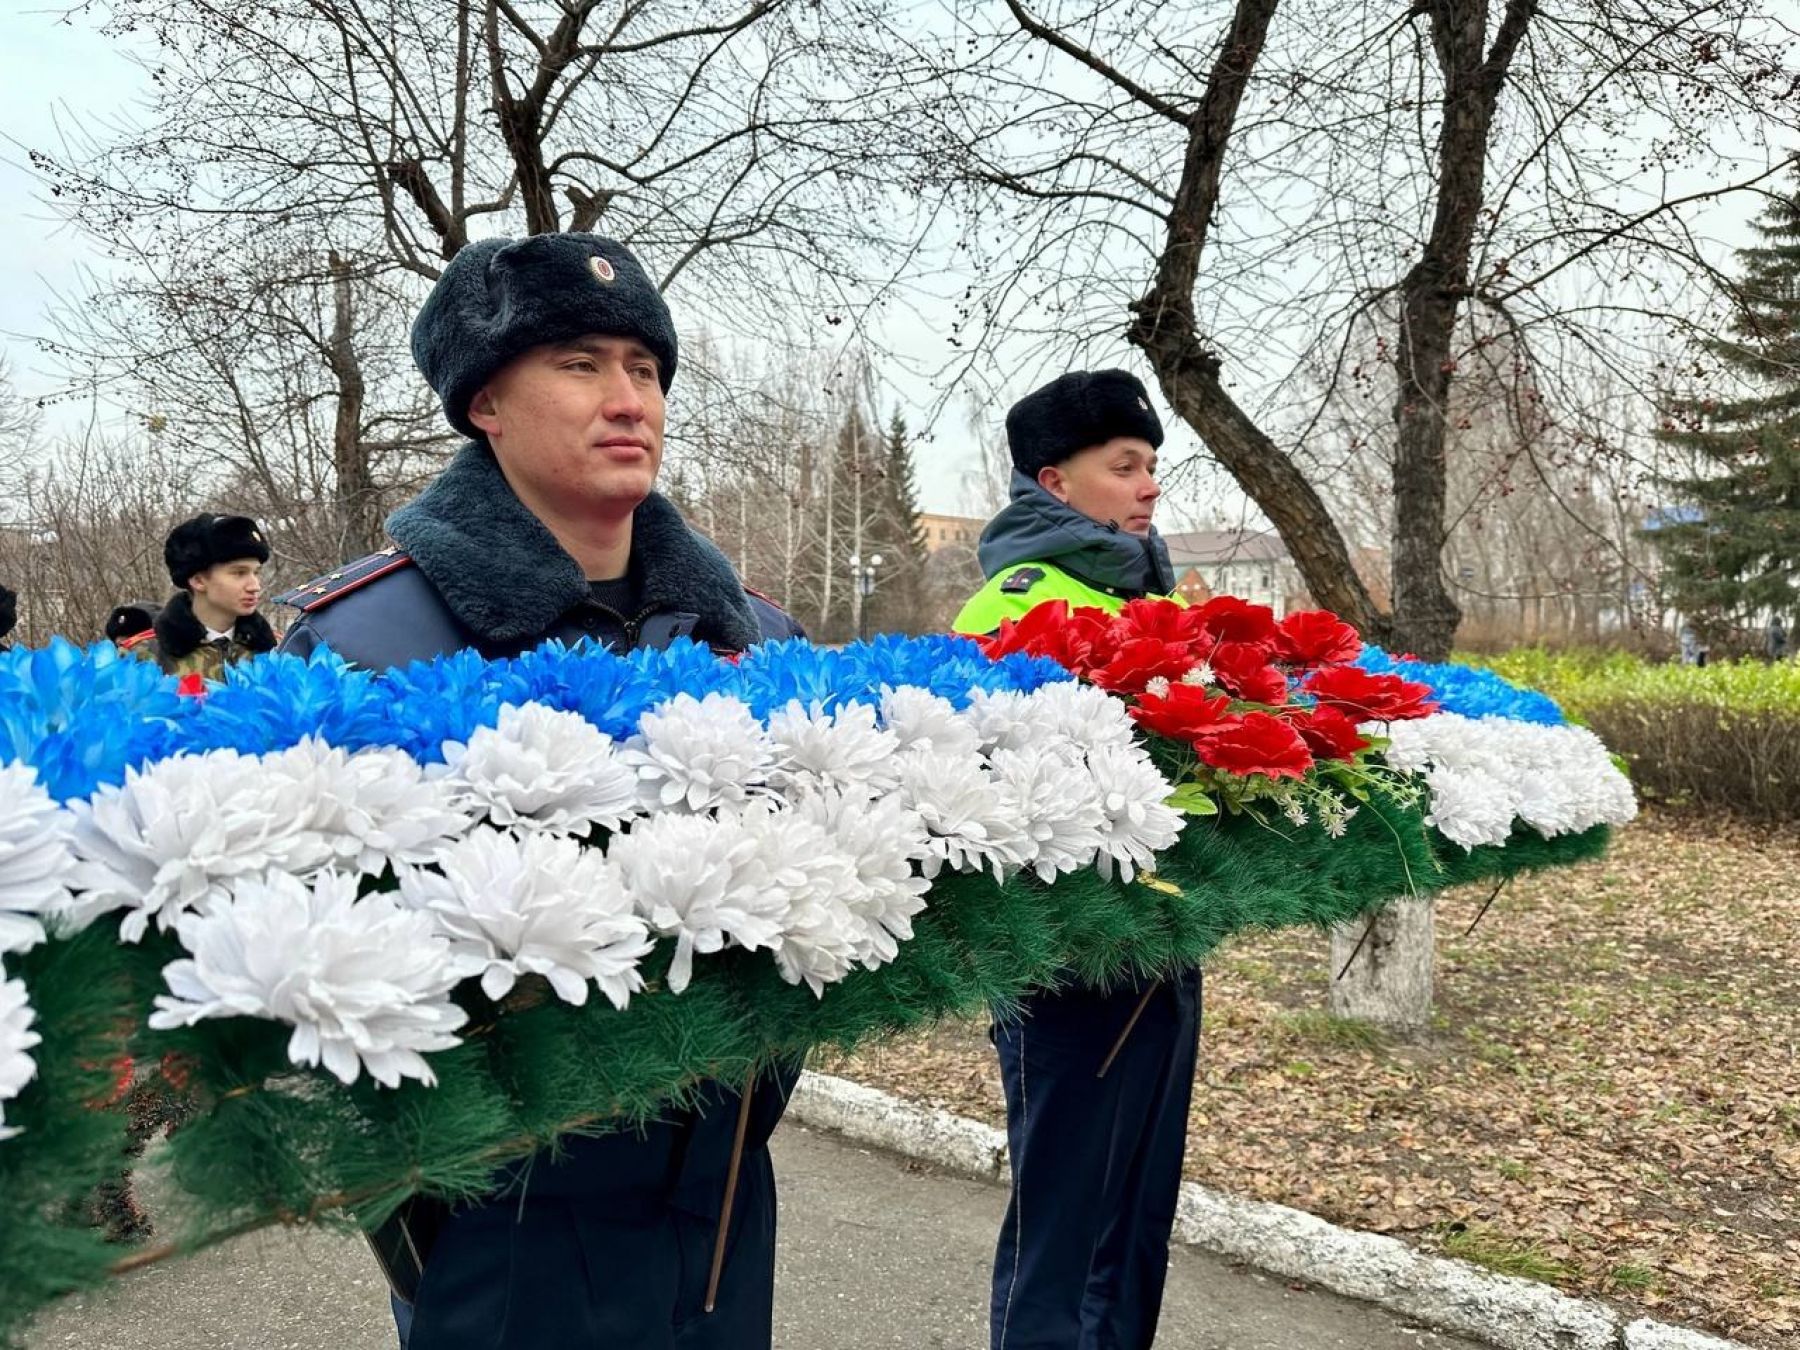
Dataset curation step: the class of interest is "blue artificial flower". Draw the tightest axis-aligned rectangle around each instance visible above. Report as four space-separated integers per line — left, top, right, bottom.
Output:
1357 646 1564 724
507 640 665 739
0 639 188 799
170 651 395 756
625 639 742 704
367 648 529 762
734 638 854 716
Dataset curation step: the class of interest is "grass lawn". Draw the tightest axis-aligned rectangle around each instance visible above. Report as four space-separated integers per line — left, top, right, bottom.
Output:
819 808 1800 1347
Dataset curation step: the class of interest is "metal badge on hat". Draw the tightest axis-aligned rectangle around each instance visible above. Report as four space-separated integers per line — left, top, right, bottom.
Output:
588 254 616 285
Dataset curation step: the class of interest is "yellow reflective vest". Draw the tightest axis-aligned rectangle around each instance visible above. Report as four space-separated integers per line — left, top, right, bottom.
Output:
953 559 1181 634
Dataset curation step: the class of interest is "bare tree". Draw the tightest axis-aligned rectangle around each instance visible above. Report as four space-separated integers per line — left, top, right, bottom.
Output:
31 1 900 572
42 232 449 567
845 0 1798 1026
0 429 204 644
855 0 1796 655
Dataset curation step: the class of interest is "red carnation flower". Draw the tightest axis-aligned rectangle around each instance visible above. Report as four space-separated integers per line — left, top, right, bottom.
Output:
176 672 207 699
1192 711 1314 780
1287 705 1371 761
1208 641 1289 704
1301 665 1438 722
1113 597 1207 644
1128 684 1235 743
1274 609 1362 669
976 600 1109 674
1089 637 1203 696
1194 595 1277 649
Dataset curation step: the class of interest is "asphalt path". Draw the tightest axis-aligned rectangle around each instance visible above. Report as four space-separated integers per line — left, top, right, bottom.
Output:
26 1124 1488 1350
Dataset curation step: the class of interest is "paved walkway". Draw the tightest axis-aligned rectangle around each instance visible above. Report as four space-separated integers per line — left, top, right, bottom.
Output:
27 1125 1486 1349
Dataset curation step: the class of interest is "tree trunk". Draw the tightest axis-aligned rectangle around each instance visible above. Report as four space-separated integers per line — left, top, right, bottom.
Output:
1328 901 1434 1031
326 251 381 557
1127 0 1387 642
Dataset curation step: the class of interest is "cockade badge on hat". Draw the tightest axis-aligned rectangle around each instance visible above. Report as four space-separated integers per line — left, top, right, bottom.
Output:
589 254 616 285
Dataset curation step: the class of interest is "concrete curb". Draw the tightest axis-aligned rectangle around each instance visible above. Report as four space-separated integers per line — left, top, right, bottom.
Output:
787 1072 1751 1350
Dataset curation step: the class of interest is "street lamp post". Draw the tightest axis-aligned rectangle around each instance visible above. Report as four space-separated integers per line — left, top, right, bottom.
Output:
848 551 883 640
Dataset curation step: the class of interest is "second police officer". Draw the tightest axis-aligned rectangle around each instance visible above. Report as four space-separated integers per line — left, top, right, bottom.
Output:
955 369 1202 1350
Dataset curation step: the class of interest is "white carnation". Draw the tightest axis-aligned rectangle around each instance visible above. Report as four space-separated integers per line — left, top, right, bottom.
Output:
1086 745 1184 881
150 870 467 1089
0 763 76 955
793 791 931 968
439 703 642 837
879 686 981 757
767 700 901 800
895 749 1028 880
0 976 41 1140
989 744 1107 883
622 693 777 814
607 812 786 993
398 828 652 1010
64 751 306 941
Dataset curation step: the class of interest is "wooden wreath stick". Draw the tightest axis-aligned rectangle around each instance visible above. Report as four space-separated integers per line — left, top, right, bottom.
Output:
703 1069 757 1314
1096 981 1159 1079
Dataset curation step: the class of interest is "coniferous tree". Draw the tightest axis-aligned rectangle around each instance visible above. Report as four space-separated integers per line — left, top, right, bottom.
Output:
1649 180 1800 641
865 411 930 635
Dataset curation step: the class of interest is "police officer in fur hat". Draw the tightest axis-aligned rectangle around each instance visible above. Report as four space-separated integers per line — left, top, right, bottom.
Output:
104 600 160 649
956 369 1201 1350
276 233 803 1350
129 514 277 677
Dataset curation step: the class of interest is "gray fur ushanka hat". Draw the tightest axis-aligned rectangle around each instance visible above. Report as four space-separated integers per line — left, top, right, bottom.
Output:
411 233 679 438
1006 369 1164 478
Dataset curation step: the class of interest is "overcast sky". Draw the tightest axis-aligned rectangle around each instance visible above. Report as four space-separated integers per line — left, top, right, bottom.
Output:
0 4 1787 527
0 4 1254 523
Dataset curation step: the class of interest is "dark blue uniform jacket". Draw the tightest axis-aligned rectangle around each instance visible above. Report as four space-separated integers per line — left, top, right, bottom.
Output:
276 442 802 1349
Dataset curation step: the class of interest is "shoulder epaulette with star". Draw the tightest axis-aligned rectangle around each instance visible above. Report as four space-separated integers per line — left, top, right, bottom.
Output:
273 547 414 614
999 566 1045 595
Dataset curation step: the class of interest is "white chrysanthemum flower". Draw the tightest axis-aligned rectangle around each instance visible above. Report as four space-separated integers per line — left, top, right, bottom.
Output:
607 812 786 993
272 739 475 873
0 976 41 1141
894 749 1028 880
149 870 467 1089
1085 745 1185 881
1022 681 1142 755
738 802 863 996
989 744 1107 883
64 751 307 941
879 685 981 757
622 693 777 814
439 703 642 837
1421 765 1518 850
767 700 901 800
1378 714 1638 847
398 828 652 1010
792 790 930 968
962 688 1040 755
0 764 76 955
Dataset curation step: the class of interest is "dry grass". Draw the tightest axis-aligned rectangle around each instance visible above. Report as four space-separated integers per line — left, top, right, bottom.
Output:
820 809 1800 1347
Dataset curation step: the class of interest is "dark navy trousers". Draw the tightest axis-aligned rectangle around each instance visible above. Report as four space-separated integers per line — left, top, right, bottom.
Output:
392 1069 790 1349
989 969 1202 1350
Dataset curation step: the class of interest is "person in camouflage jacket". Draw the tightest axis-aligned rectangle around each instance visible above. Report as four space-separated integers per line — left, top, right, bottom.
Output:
124 514 277 677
